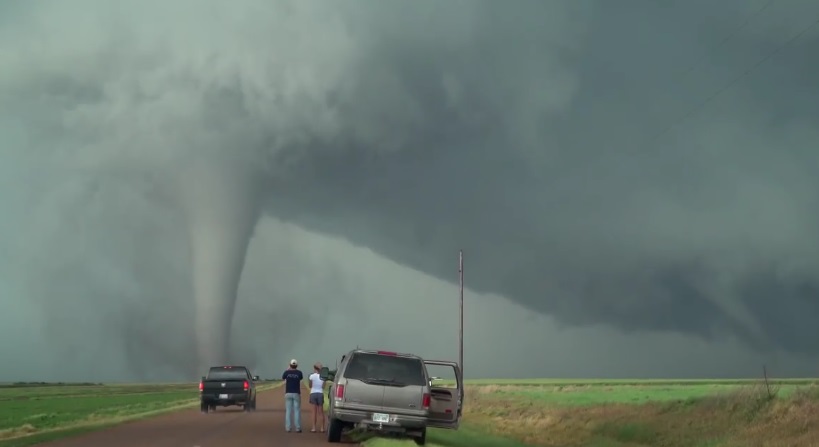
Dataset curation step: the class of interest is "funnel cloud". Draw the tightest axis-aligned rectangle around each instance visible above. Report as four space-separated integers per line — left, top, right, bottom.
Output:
2 0 819 380
177 160 263 371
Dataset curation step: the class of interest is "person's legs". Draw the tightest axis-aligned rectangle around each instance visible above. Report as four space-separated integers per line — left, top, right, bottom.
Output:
309 393 318 431
310 393 324 432
284 393 294 431
311 403 317 431
293 394 302 431
307 393 316 432
318 394 326 431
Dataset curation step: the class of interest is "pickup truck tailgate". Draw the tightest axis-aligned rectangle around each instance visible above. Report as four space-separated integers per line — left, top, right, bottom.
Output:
202 380 246 399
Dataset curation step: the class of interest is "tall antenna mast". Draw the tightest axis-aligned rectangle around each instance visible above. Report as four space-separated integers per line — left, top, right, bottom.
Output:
458 250 464 382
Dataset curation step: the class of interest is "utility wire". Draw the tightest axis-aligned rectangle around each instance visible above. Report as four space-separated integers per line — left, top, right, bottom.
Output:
647 13 819 146
678 0 775 79
588 1 775 90
578 1 781 158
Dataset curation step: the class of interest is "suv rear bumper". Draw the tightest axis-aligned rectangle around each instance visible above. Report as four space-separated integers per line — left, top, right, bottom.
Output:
333 408 427 434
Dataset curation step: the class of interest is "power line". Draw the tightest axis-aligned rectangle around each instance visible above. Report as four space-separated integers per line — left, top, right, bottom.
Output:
577 2 782 157
583 9 819 180
648 13 819 145
678 0 775 79
589 2 776 92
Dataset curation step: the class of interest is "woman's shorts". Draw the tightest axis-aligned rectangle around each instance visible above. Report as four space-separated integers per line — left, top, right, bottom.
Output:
309 392 324 406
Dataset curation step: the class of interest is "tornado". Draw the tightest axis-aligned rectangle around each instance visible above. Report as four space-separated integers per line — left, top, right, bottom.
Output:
175 159 262 373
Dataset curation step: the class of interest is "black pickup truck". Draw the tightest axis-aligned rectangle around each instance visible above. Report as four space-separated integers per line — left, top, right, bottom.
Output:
199 365 259 413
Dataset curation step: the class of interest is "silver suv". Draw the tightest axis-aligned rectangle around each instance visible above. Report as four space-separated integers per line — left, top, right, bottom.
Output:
320 349 463 445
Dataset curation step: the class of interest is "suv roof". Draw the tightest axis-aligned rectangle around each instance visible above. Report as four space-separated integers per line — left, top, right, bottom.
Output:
347 349 422 358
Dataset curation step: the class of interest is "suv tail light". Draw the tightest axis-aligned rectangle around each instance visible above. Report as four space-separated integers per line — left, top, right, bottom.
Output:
335 384 345 399
243 381 249 391
199 381 203 392
422 393 430 409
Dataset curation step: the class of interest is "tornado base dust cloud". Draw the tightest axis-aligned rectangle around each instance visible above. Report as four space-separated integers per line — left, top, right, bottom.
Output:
176 160 262 372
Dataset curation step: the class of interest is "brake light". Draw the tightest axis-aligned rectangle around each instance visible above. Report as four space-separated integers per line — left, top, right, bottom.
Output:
335 384 345 399
243 381 249 391
377 351 397 356
422 393 430 409
199 381 203 392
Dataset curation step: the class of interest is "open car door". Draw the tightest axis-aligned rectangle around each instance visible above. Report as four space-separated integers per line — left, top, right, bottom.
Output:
423 360 463 430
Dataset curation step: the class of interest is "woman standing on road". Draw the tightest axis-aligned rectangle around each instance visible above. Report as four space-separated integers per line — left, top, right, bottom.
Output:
308 363 326 433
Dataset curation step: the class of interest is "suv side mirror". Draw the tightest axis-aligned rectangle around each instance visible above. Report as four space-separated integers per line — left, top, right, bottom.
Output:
252 375 260 381
319 366 336 382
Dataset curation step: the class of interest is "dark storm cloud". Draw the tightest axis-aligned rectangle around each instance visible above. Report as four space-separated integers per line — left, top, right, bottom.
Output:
268 0 819 356
1 0 819 380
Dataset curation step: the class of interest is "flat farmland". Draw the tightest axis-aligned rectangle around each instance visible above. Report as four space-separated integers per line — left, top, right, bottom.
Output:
364 378 819 447
4 379 818 447
0 381 279 446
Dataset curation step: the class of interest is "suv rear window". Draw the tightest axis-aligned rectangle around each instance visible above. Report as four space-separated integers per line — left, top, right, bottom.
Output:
344 353 426 386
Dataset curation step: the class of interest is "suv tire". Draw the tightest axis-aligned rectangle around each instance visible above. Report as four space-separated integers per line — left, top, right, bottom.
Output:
327 417 343 443
413 428 427 446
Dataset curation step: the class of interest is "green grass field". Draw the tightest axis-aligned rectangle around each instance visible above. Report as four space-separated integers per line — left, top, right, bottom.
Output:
453 377 818 386
362 378 819 447
0 382 280 447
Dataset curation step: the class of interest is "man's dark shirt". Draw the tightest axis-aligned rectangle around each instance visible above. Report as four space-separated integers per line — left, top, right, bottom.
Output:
282 368 303 394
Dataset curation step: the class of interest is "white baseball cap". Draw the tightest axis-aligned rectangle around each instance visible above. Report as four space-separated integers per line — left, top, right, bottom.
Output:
289 359 298 366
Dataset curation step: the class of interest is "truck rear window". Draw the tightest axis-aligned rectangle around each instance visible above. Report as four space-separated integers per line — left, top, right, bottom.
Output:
344 353 426 386
207 368 248 380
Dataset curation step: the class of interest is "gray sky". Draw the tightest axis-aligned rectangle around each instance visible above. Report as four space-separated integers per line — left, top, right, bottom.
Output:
1 0 819 381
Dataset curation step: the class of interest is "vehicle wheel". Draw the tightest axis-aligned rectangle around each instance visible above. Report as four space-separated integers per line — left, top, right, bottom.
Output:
243 403 251 412
251 399 257 411
413 428 427 446
200 402 209 414
327 418 343 443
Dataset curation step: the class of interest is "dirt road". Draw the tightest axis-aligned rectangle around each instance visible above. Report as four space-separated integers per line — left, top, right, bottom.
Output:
38 390 345 447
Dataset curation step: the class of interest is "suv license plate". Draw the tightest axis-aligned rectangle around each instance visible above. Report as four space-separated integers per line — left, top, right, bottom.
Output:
372 413 390 423
218 394 228 399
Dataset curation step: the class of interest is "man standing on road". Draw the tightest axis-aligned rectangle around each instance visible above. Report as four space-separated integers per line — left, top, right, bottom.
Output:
282 359 304 433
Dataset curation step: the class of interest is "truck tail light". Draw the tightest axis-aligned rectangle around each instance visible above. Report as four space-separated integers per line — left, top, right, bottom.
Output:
422 393 430 409
199 381 203 392
335 384 345 399
243 381 249 391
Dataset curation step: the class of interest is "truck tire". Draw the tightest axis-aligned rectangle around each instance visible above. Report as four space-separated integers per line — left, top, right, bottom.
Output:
200 401 209 414
413 428 427 446
327 418 343 443
251 399 257 411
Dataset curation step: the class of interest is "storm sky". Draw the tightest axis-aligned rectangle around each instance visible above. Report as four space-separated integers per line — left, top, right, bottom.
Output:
2 0 819 381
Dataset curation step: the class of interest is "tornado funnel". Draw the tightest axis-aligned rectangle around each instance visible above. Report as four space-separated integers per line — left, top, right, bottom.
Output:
175 160 261 373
